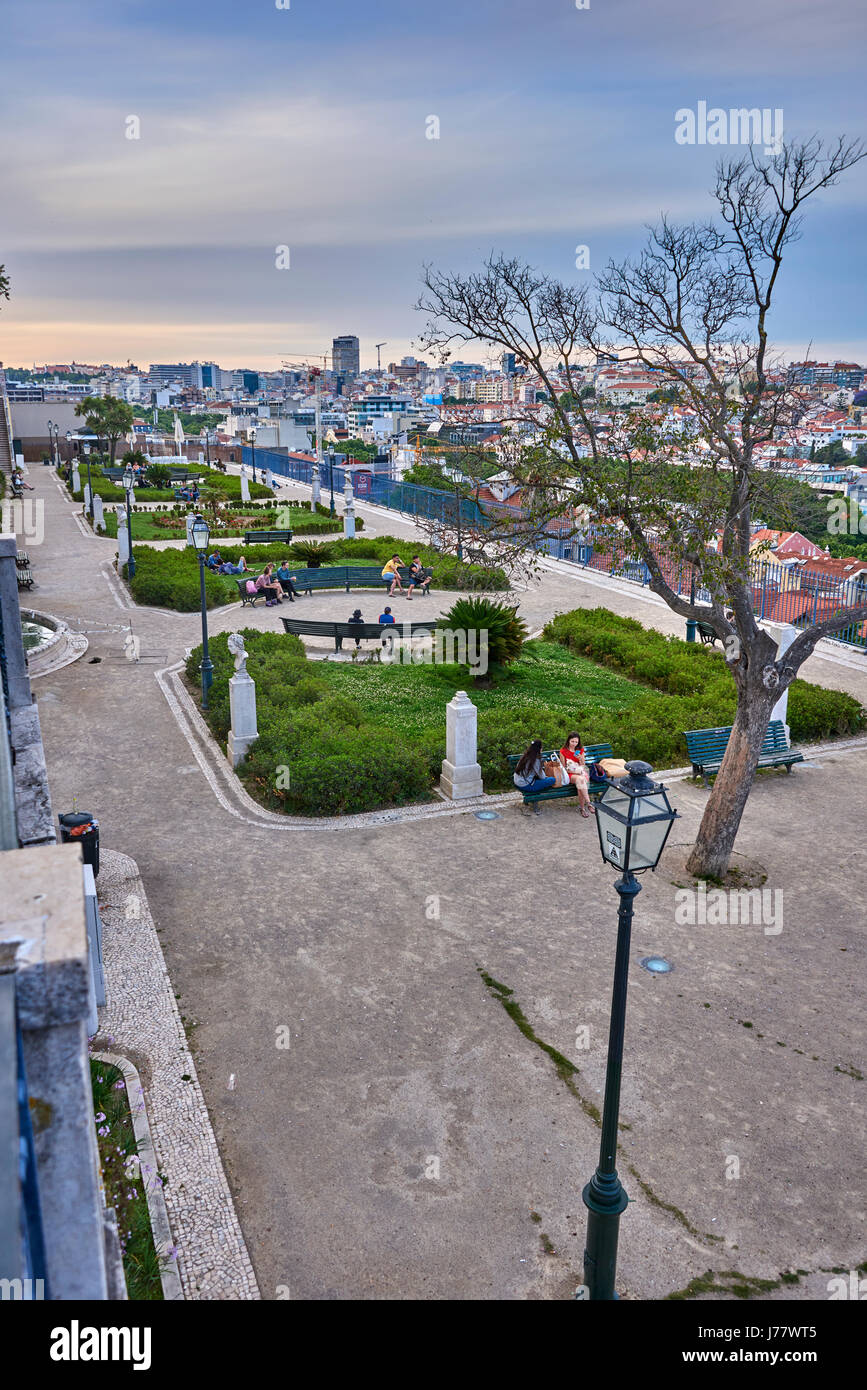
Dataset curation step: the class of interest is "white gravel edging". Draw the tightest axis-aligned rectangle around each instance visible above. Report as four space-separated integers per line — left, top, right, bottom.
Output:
91 1051 184 1302
94 850 260 1300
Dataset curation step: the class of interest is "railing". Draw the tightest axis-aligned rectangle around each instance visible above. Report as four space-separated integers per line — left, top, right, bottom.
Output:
0 598 18 850
243 445 867 652
0 969 50 1298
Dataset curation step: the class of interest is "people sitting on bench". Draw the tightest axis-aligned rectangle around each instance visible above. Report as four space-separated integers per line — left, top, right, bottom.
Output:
406 556 432 600
347 609 365 647
512 740 556 813
256 564 284 607
381 554 405 596
276 560 298 601
560 732 596 818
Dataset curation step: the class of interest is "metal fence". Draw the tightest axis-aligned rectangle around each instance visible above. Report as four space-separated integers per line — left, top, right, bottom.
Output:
243 445 867 652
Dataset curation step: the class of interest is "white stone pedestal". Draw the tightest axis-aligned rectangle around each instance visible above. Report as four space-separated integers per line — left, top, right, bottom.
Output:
72 465 81 494
227 671 259 768
240 466 251 502
83 483 92 514
762 620 798 742
343 474 356 537
92 494 105 531
117 511 130 567
311 466 321 507
439 690 484 799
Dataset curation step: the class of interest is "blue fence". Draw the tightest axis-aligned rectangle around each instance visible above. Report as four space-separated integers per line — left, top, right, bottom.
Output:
0 971 50 1297
243 446 867 652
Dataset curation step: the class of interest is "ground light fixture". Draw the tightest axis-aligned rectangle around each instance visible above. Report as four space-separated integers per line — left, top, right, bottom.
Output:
581 760 678 1301
191 516 214 708
121 465 136 577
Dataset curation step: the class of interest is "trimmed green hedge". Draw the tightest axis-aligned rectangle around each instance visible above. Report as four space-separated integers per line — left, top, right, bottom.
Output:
184 609 863 815
126 533 506 611
68 465 272 504
185 631 431 815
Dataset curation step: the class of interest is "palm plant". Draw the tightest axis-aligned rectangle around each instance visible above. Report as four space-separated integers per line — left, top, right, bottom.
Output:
437 596 528 683
291 540 337 566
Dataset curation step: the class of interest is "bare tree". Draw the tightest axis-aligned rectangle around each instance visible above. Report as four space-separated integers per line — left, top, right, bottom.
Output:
416 137 866 879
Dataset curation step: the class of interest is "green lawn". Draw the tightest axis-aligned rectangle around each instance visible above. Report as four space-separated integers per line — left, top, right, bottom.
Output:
311 639 645 740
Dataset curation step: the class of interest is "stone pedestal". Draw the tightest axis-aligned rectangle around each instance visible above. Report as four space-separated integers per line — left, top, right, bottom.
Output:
311 465 321 507
763 621 798 741
83 483 92 514
117 511 130 567
185 513 197 548
439 690 484 799
343 474 356 538
227 671 259 768
71 465 81 495
240 467 251 503
92 494 105 531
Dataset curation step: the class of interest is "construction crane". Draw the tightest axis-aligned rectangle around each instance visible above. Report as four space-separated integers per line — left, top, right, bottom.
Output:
375 343 387 371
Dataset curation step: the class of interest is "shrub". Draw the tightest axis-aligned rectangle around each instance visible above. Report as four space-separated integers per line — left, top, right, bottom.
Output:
272 730 431 816
290 540 339 565
438 596 528 674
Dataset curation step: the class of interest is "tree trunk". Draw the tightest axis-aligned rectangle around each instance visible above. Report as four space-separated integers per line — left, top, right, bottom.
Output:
685 687 777 880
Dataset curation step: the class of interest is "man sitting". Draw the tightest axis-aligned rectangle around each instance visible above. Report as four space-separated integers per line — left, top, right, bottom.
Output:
206 550 223 570
275 560 298 601
378 606 395 625
406 556 432 599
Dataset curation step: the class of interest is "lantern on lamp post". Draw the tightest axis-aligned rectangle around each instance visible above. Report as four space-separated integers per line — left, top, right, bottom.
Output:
581 761 678 1301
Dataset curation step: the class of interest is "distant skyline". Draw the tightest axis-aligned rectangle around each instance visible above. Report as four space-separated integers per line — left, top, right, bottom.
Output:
2 0 865 369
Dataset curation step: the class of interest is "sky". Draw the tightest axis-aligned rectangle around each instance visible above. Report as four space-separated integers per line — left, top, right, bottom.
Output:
1 0 865 371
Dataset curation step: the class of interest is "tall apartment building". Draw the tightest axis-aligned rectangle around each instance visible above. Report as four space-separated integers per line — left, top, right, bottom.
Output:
332 336 360 382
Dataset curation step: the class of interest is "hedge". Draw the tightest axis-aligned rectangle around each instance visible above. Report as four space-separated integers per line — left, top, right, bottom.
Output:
182 610 863 816
67 465 272 504
126 533 506 611
185 631 431 815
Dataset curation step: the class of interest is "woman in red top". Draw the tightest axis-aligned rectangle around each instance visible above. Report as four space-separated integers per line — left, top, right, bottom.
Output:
560 731 595 818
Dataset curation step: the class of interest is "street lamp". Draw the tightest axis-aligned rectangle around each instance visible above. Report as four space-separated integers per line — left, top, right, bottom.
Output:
202 429 211 469
47 419 60 466
582 761 678 1301
327 444 336 516
248 427 257 485
65 430 72 471
191 516 213 708
121 465 136 578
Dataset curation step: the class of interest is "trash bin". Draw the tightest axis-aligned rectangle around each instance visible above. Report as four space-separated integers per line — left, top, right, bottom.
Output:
58 812 100 876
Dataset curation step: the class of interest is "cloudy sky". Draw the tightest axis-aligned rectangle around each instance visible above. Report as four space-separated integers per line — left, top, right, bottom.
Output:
1 0 865 370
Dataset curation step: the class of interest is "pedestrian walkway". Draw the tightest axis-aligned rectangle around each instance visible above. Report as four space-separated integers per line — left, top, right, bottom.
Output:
24 466 867 1301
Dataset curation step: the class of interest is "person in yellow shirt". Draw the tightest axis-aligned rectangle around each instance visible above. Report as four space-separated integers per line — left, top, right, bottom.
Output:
380 553 406 596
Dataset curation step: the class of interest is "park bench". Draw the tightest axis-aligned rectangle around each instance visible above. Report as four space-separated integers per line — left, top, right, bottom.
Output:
281 616 438 652
244 529 294 545
16 550 30 568
286 565 389 595
235 578 267 607
684 719 804 787
696 621 719 646
382 565 434 595
16 565 34 589
507 743 615 809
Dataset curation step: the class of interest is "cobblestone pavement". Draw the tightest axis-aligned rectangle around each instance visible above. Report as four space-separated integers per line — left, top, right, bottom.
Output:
93 853 259 1300
27 465 867 1301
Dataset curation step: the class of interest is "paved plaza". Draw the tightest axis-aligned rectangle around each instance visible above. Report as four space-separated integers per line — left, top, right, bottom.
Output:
27 467 867 1300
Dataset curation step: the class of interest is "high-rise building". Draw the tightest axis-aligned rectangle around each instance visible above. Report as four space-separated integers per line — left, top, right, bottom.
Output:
501 352 516 376
332 336 360 382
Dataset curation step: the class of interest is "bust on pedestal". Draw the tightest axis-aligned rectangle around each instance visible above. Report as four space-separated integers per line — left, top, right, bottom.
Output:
343 474 356 538
439 690 484 800
227 633 259 768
